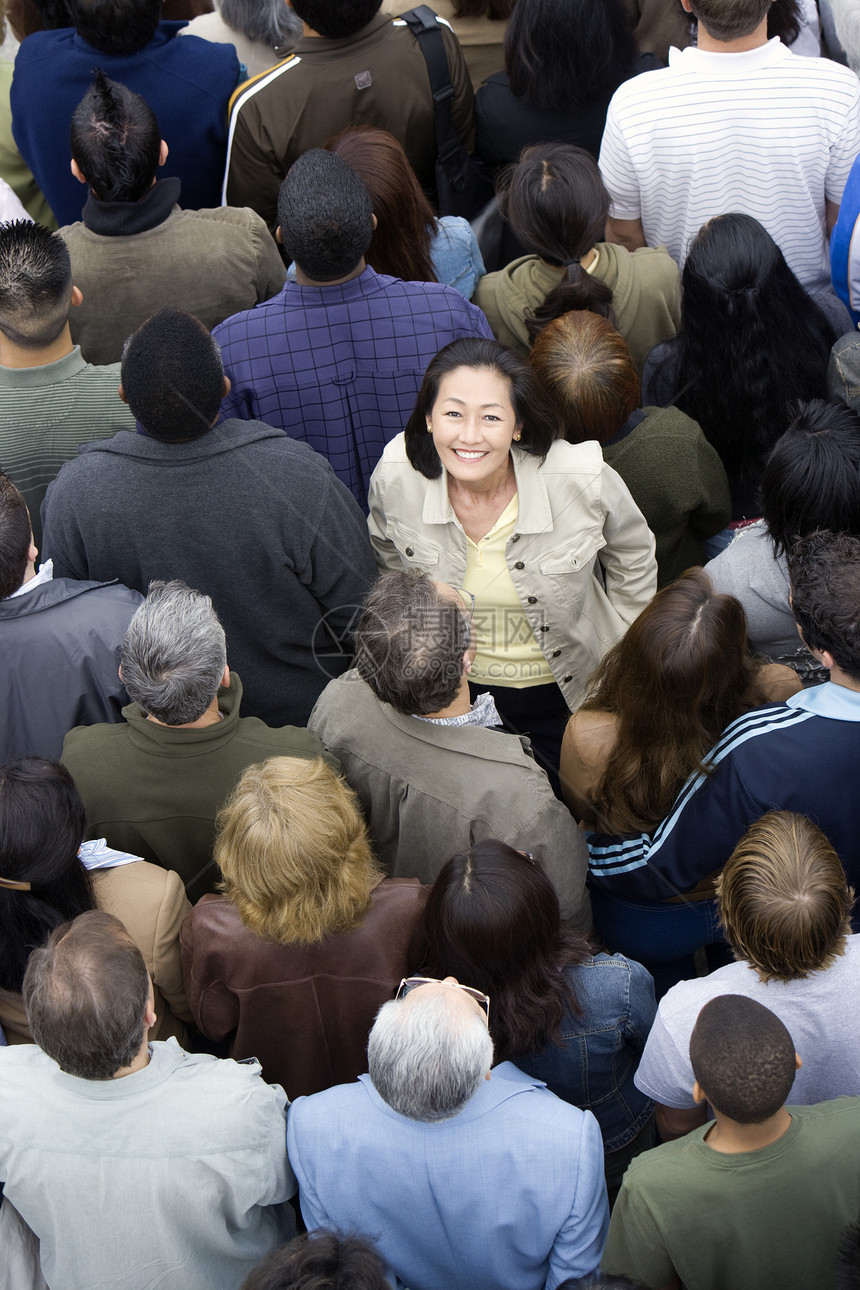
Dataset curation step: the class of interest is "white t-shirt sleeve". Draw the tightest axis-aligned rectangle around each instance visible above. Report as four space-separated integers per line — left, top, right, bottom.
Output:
825 73 860 204
633 1003 698 1109
599 97 643 221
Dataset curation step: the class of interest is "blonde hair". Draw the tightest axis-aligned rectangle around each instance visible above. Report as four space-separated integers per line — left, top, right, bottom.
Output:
717 811 853 982
215 756 382 945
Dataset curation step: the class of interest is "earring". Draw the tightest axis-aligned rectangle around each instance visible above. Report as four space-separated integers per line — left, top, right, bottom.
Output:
514 432 522 442
426 420 433 433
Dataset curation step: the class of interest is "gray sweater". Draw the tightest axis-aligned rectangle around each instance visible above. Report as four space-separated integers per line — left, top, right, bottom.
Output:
705 521 797 659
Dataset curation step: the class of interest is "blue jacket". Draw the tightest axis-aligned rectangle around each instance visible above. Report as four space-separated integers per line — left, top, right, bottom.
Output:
288 1062 609 1290
588 685 860 912
11 24 238 225
831 152 860 328
514 955 656 1153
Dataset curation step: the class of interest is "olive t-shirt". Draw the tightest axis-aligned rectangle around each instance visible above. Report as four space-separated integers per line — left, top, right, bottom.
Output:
603 1099 860 1290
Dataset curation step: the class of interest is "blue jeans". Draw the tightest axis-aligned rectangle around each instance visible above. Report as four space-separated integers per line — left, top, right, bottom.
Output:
590 888 725 997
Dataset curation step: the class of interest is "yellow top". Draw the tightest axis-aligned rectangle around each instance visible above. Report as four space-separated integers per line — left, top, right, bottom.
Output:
464 495 554 688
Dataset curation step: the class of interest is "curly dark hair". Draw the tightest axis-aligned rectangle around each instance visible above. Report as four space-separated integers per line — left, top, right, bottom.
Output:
788 531 860 680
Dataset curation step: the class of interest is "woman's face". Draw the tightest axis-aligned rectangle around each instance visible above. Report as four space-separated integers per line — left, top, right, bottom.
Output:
428 365 521 488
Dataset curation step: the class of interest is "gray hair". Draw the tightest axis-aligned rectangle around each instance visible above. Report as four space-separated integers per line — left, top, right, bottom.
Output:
217 0 302 48
120 580 227 725
368 990 494 1121
355 570 470 716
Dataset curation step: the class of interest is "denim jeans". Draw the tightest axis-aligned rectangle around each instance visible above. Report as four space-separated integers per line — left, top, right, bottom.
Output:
589 888 725 998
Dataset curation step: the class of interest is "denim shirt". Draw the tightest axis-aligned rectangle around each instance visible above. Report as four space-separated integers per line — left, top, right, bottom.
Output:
513 953 656 1153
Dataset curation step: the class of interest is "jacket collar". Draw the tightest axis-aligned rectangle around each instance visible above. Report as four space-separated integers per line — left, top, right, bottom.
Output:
121 672 244 751
82 177 181 236
421 446 553 534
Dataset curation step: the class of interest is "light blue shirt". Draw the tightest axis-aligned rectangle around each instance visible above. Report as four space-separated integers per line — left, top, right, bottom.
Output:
288 1061 609 1290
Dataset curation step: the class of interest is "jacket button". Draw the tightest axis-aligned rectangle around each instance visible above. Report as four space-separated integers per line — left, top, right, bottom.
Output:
539 624 550 632
551 649 561 658
405 547 414 557
511 533 520 542
514 561 525 570
563 675 573 683
527 596 537 604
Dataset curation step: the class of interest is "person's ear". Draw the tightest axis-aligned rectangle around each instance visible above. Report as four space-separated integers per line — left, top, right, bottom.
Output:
692 1080 707 1105
70 158 87 185
27 538 38 566
70 285 83 308
275 226 283 244
158 139 169 167
795 1052 802 1071
118 383 128 405
221 375 231 400
220 664 230 690
371 212 378 231
463 649 472 675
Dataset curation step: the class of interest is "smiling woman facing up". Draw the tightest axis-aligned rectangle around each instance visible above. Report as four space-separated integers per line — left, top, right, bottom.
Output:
367 337 657 780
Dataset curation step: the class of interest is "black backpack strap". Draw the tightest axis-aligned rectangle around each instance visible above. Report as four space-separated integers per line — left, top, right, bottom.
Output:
399 6 462 173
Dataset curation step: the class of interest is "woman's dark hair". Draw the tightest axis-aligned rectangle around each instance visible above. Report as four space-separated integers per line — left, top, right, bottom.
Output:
324 126 437 284
530 312 640 445
66 0 161 56
581 569 766 833
498 144 615 341
673 213 834 482
763 400 860 558
767 0 802 43
0 758 94 994
404 337 562 479
421 840 590 1061
505 0 637 112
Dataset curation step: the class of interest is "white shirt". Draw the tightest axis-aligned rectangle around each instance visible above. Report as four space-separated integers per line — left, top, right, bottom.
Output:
598 37 860 291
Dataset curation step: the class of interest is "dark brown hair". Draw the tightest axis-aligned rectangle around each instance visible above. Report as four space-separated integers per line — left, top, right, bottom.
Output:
498 144 615 342
530 312 640 445
581 568 766 832
421 839 590 1061
717 812 853 982
324 126 437 284
0 473 32 600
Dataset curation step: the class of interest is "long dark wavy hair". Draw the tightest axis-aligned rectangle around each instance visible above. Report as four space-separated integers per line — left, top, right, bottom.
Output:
0 759 95 994
672 214 834 483
505 0 638 112
580 569 770 833
498 143 616 341
421 840 591 1062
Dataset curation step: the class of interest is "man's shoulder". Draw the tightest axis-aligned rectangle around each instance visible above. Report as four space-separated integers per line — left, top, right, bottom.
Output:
63 716 132 761
0 578 141 622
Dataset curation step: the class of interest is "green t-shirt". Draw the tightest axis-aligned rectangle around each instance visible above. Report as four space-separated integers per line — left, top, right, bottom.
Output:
603 1098 860 1290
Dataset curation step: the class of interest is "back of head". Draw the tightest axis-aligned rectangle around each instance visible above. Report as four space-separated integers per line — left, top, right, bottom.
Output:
290 0 380 38
120 308 224 441
530 312 640 445
66 0 161 54
584 569 757 831
215 755 380 945
368 986 494 1121
324 126 436 283
0 757 93 994
422 839 584 1060
788 531 860 681
505 0 636 112
0 473 32 600
240 1230 389 1290
277 149 373 282
219 0 302 48
23 909 150 1079
717 812 853 981
120 580 227 724
677 214 833 477
689 995 797 1122
689 0 771 40
0 221 72 350
70 70 161 204
498 144 614 340
763 400 860 558
355 570 469 715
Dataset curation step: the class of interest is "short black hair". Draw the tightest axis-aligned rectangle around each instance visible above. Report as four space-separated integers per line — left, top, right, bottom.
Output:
289 0 381 39
240 1230 389 1290
0 473 32 599
0 221 72 349
404 337 561 479
277 150 373 282
689 995 797 1123
788 530 860 680
66 0 161 55
70 70 161 203
763 400 860 558
120 308 224 442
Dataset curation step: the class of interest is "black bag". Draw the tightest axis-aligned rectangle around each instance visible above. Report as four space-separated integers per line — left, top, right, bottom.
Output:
401 4 493 220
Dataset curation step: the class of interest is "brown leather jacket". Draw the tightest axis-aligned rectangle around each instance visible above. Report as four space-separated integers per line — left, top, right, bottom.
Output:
180 879 429 1099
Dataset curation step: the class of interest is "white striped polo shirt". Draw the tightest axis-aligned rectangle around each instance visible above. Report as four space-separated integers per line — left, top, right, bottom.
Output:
599 37 860 291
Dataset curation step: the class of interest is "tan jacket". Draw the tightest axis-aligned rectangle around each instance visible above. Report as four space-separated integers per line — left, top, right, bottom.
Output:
0 861 191 1046
472 242 681 371
367 434 657 712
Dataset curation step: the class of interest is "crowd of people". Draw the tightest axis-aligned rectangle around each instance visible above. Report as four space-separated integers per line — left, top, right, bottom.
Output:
3 0 860 1287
